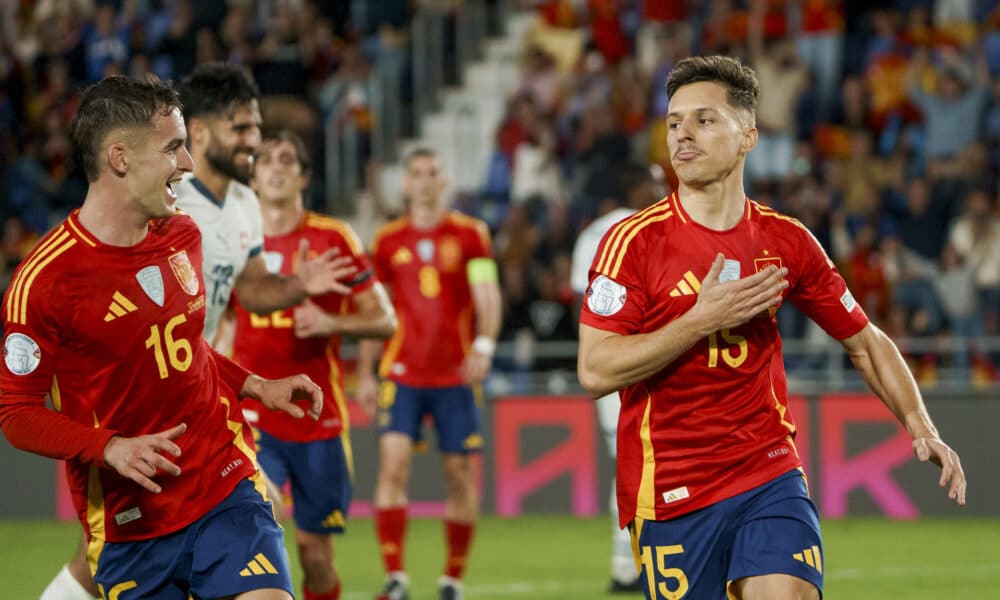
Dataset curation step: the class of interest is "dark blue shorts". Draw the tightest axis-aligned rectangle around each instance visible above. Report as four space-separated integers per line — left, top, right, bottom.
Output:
630 469 823 599
255 429 353 534
92 474 292 599
376 381 483 454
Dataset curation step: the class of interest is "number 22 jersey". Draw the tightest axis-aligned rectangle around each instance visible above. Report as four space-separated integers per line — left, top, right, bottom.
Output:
580 194 869 527
0 211 258 542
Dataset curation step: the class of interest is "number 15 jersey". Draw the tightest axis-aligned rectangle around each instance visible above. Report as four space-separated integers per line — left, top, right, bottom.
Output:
580 194 869 527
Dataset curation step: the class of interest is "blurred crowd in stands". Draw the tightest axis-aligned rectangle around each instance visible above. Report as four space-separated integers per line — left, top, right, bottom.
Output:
4 0 1000 383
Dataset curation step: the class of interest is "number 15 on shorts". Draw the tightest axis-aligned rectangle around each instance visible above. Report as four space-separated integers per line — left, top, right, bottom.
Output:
639 544 689 600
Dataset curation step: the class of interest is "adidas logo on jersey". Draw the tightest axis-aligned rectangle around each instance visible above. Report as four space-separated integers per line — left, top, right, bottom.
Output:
104 292 138 322
792 546 823 573
239 553 279 576
668 271 702 297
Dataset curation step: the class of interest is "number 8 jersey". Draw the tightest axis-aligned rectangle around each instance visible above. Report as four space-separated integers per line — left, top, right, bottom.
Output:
580 194 869 527
0 211 258 542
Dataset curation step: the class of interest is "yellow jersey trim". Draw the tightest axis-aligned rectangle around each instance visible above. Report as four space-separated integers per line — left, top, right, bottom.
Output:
8 228 76 325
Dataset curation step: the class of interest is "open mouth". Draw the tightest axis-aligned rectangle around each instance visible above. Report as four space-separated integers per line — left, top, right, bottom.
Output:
166 179 181 199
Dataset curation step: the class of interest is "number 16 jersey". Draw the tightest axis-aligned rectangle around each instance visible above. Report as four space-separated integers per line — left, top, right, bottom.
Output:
0 211 257 542
580 194 869 527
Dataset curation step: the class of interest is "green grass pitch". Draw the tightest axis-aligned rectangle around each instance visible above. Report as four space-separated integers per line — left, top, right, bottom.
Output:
2 516 997 599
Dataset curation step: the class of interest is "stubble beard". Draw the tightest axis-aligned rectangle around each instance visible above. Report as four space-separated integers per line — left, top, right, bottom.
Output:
205 140 253 185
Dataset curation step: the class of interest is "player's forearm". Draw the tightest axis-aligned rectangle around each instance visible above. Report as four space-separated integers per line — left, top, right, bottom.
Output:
357 338 383 378
578 312 711 398
234 273 307 314
845 325 940 439
0 398 118 466
472 281 502 341
209 345 253 395
326 308 398 339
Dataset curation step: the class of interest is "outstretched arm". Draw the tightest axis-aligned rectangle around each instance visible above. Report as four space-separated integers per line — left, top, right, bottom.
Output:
841 323 966 505
292 282 398 340
234 242 356 314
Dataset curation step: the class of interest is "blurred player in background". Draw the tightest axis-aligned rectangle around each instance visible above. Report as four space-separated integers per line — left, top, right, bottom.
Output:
570 162 664 593
357 148 502 600
578 56 966 600
1 74 323 600
40 63 355 600
231 130 396 600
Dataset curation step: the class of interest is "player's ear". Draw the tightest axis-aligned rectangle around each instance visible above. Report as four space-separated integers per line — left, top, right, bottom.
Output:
107 138 128 178
187 118 208 149
741 124 758 155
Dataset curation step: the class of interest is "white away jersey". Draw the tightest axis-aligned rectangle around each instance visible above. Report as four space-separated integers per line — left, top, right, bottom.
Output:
174 174 263 342
571 208 637 295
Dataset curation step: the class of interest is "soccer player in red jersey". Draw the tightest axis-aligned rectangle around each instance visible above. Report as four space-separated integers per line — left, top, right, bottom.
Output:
357 148 502 600
0 76 324 600
578 56 967 600
231 130 397 600
40 64 356 600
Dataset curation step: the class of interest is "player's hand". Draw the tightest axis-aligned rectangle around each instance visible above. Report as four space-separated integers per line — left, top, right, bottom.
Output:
462 351 491 384
244 374 323 420
294 239 357 296
356 374 378 417
103 423 186 494
690 253 787 332
913 436 967 506
293 299 335 338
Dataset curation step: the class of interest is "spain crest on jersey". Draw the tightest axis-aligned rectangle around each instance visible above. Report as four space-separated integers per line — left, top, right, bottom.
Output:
754 255 784 316
169 250 199 296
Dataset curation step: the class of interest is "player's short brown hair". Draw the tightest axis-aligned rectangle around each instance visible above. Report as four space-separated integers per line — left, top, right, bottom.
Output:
259 129 312 176
71 75 182 182
666 56 759 119
403 146 439 168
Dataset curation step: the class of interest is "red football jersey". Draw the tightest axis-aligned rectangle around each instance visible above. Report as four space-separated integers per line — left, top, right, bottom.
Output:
371 212 493 387
232 212 374 442
0 211 257 542
580 194 869 526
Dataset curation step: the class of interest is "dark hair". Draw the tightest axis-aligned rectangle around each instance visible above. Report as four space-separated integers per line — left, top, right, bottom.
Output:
666 56 759 118
403 146 439 168
259 129 312 176
71 74 182 182
178 62 260 123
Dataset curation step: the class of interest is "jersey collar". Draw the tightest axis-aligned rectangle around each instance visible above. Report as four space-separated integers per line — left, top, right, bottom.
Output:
189 176 226 208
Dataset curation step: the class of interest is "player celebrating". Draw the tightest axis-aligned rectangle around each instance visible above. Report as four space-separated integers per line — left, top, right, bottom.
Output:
578 56 966 600
1 75 321 600
176 62 354 345
357 148 502 600
231 130 397 600
39 63 355 600
570 163 663 593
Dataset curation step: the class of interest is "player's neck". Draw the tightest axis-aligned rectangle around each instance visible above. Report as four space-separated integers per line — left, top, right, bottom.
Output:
193 165 231 202
259 196 305 237
677 178 746 231
78 184 150 246
409 200 447 229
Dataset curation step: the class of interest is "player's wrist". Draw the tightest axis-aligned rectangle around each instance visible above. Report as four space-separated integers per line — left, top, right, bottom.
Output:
472 335 496 357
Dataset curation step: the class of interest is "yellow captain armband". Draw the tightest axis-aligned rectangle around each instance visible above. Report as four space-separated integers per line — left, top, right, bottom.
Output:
467 257 499 284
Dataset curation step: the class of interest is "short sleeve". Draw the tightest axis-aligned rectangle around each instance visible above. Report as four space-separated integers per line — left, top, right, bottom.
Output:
464 219 493 261
787 227 869 340
337 223 377 294
578 227 649 336
245 193 265 259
